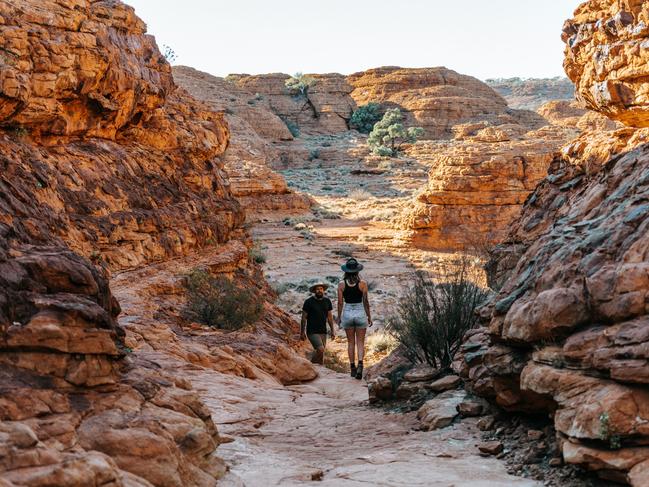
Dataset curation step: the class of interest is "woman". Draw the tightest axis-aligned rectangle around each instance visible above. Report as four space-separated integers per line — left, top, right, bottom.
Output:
337 258 373 380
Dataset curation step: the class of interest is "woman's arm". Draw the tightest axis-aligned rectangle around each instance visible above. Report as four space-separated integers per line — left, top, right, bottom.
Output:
361 281 373 327
337 282 344 325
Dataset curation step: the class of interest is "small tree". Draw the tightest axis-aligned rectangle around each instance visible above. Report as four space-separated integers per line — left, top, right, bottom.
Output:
162 44 177 63
285 72 317 96
349 103 382 133
183 269 263 330
388 259 489 370
368 108 424 156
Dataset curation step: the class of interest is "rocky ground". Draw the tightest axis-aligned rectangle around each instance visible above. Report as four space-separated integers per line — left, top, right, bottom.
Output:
196 366 539 487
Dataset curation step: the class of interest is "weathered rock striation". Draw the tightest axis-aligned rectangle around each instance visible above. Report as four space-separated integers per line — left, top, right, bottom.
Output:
401 124 578 249
226 72 356 135
486 77 575 111
348 67 547 139
563 0 649 127
0 1 315 485
460 1 649 484
172 66 311 216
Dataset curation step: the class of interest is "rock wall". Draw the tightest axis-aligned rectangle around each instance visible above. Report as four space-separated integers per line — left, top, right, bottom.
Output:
172 66 311 217
400 124 577 249
0 1 315 485
227 72 356 135
563 0 649 127
460 1 649 484
347 67 547 139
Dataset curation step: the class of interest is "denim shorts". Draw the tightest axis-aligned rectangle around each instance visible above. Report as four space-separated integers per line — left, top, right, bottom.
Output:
341 303 368 329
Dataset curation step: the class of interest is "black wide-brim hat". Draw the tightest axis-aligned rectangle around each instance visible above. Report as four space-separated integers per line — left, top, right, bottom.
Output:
341 258 363 273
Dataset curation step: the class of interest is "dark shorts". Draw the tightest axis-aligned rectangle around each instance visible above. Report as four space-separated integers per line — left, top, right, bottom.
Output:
307 333 327 350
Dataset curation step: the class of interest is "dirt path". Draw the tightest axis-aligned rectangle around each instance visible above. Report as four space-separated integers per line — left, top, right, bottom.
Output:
189 366 538 486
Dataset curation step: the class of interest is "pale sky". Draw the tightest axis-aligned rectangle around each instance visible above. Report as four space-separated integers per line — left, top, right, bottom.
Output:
124 0 578 80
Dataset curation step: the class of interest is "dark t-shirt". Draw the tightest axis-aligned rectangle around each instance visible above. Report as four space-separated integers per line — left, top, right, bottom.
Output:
302 296 333 334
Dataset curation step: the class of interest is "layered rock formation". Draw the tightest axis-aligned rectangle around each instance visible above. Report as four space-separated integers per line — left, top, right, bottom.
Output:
0 1 314 485
348 67 547 139
226 72 356 134
172 66 311 216
401 124 578 249
563 0 649 127
486 77 575 111
460 1 649 484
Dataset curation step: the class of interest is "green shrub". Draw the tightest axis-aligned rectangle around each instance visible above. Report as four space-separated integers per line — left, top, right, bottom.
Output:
368 108 424 157
285 72 316 95
162 44 177 63
350 103 382 133
388 259 489 370
183 269 263 330
308 149 320 161
249 241 266 264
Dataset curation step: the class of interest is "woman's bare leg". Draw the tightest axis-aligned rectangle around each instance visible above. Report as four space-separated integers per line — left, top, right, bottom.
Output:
345 328 356 364
355 327 367 363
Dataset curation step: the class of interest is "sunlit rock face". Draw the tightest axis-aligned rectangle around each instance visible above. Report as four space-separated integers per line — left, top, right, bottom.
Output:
563 0 649 127
459 1 649 484
0 1 315 486
347 66 547 140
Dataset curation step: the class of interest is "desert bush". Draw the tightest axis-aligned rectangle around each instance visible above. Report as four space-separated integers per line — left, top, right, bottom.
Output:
308 148 320 161
183 269 263 330
349 103 382 133
348 188 373 200
285 72 317 95
368 332 398 355
388 259 489 370
249 241 266 264
269 281 292 295
368 108 424 157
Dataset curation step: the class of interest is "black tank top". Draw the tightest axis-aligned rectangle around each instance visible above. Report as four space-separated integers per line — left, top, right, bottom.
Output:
343 280 363 303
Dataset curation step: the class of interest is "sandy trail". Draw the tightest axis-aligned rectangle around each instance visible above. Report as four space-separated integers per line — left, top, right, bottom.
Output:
191 366 538 486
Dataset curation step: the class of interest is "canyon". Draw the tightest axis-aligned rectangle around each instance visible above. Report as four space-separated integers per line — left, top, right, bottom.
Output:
0 0 647 486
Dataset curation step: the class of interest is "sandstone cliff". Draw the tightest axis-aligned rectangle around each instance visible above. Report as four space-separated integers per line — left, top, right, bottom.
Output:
226 72 356 135
400 124 578 249
172 66 311 216
460 2 649 484
0 1 314 486
348 67 547 139
563 0 649 127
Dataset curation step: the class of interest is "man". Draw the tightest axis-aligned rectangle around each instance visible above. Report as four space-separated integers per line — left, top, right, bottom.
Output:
301 282 335 365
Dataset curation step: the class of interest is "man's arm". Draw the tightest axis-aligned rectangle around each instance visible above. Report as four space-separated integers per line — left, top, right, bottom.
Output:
327 310 335 338
300 311 307 339
361 281 373 327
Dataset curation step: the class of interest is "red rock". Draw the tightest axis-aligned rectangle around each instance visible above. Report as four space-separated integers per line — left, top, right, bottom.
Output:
457 400 484 417
478 441 504 456
403 366 440 382
427 375 462 392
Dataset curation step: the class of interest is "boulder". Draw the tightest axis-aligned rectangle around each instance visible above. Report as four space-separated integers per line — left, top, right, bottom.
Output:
403 366 440 383
416 390 466 431
426 375 462 392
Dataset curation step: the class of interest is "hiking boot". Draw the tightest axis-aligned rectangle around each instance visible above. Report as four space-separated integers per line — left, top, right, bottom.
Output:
355 363 363 380
350 364 357 377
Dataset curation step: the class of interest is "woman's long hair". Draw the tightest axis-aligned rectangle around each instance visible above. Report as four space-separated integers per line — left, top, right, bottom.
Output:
344 272 360 284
